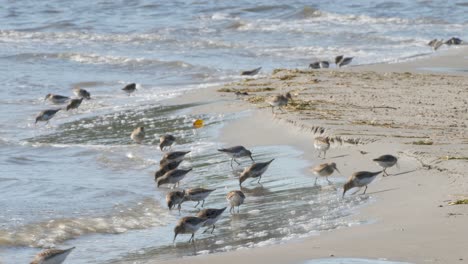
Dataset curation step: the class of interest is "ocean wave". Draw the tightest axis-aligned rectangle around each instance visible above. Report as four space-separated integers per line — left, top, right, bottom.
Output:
241 4 292 13
3 52 196 70
0 198 171 248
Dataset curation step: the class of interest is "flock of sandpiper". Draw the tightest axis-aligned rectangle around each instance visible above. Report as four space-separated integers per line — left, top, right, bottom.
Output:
28 37 463 262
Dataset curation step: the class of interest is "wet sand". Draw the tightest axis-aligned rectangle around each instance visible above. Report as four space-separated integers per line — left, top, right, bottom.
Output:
159 47 468 264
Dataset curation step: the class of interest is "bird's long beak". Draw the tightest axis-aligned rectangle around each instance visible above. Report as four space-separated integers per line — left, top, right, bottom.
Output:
335 168 342 175
250 155 254 162
173 233 178 243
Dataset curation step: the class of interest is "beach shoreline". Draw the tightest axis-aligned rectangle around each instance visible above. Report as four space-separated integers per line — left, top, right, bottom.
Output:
158 47 468 264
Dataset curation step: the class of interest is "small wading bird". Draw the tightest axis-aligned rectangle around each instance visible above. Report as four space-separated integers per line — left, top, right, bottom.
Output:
30 247 75 264
35 109 61 126
196 207 227 234
428 39 444 51
160 151 191 165
314 136 330 159
73 88 91 100
267 92 292 113
173 216 207 244
239 159 274 187
342 171 383 197
373 154 398 176
312 162 341 184
235 90 249 97
166 190 185 213
445 37 462 45
159 134 176 151
66 98 83 111
226 190 245 214
182 188 216 208
44 94 70 104
217 146 254 167
130 126 145 144
335 55 353 67
241 66 262 76
156 168 192 188
155 160 183 180
309 61 329 69
122 83 136 95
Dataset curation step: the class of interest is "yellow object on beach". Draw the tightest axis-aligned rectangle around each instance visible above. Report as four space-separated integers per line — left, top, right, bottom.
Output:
193 119 204 128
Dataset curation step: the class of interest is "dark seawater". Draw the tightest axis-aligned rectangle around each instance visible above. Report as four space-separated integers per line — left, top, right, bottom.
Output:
0 0 466 263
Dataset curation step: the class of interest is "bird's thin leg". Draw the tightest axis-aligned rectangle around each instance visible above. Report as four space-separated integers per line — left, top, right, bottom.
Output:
323 150 327 159
279 107 285 113
188 233 194 243
362 186 368 195
195 201 200 208
233 159 240 165
257 175 262 183
314 177 318 185
201 199 205 207
237 206 240 214
230 158 234 168
230 206 233 214
326 176 332 184
383 168 388 177
211 225 215 234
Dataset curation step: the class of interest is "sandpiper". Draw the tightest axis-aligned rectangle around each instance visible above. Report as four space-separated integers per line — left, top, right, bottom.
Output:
159 134 176 151
235 91 249 97
65 98 83 111
44 94 70 104
314 136 330 158
239 159 274 186
343 170 383 197
196 207 227 234
226 190 245 214
30 247 75 264
445 37 462 45
130 126 145 144
160 151 191 165
335 55 353 67
35 109 61 125
73 88 91 100
241 67 262 76
309 61 329 69
373 154 398 176
312 162 341 184
156 168 192 188
122 83 136 95
428 39 444 51
173 216 207 244
267 92 292 113
166 190 185 212
218 146 254 167
182 188 216 208
155 160 183 180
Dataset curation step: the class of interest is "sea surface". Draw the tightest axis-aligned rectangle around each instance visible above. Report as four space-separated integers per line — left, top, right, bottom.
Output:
0 1 467 263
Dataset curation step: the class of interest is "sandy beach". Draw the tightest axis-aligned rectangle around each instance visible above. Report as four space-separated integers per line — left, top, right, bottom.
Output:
160 47 468 264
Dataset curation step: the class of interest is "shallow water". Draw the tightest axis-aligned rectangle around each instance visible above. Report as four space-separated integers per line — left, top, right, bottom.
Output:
304 258 412 264
1 1 467 263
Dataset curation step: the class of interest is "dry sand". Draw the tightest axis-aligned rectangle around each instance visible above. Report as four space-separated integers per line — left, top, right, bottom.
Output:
161 47 468 264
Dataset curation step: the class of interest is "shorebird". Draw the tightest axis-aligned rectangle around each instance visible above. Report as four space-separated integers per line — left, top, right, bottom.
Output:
312 162 341 184
343 171 383 197
314 136 330 158
130 126 145 144
218 146 254 167
159 134 176 151
166 190 185 213
44 94 70 104
155 160 183 180
373 154 398 176
241 67 262 76
173 216 207 244
445 37 462 45
226 190 245 214
160 151 191 165
309 61 329 69
65 98 83 111
30 247 75 264
156 168 192 188
267 92 292 113
73 88 91 100
335 55 353 67
196 207 227 234
428 39 444 51
235 91 249 97
35 109 61 125
239 159 274 186
122 83 136 95
182 188 216 208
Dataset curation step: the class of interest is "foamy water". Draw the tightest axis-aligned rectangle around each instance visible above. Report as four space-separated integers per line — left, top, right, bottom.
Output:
0 1 466 263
